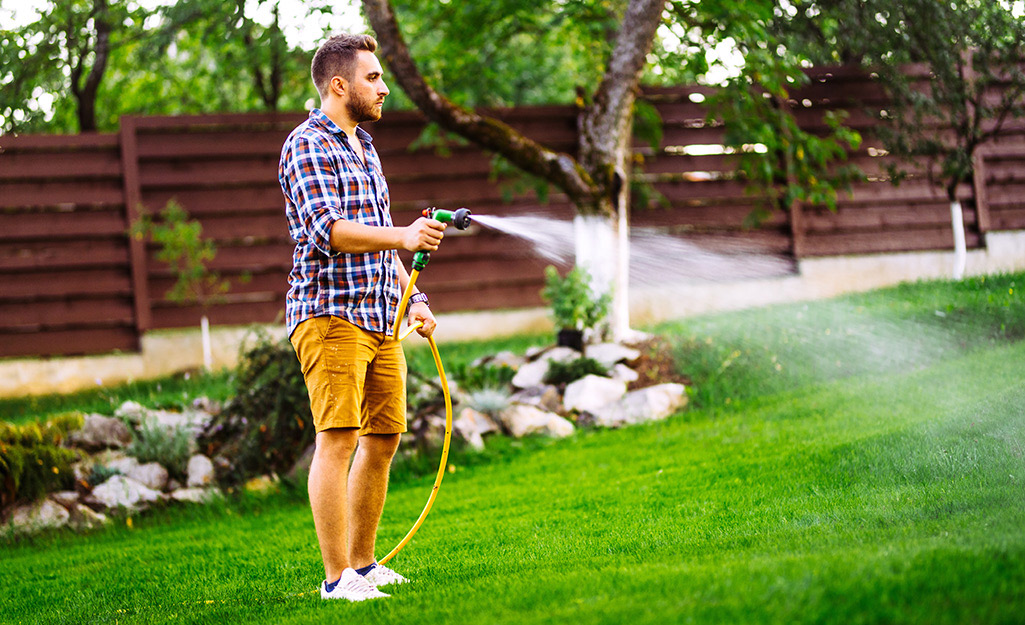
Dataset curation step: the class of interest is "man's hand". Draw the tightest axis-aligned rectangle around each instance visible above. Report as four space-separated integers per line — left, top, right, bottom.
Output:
400 217 446 252
408 302 436 337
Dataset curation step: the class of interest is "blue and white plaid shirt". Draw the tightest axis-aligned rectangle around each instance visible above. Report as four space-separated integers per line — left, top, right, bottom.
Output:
279 108 400 336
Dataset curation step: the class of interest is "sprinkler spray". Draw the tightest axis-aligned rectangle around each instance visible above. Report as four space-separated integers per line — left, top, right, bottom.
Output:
413 207 473 270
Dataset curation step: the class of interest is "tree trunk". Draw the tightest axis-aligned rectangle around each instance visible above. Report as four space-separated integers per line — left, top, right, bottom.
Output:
949 199 967 279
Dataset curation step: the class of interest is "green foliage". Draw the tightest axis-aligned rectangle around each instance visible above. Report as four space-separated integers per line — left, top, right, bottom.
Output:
127 421 192 479
543 357 609 387
199 329 312 485
541 265 611 332
463 387 513 419
450 363 516 394
86 463 122 489
0 414 83 508
130 200 231 309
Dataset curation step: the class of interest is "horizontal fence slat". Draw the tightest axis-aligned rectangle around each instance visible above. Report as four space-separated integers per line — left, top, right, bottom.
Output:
0 268 132 299
0 239 129 271
0 326 138 359
0 297 134 327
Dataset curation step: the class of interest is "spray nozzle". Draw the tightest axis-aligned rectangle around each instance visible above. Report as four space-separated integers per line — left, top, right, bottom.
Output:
423 207 472 230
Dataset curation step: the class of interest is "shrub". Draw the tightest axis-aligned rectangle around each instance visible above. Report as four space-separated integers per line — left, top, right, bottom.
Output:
86 464 122 488
451 362 516 393
464 386 512 418
128 420 192 478
541 265 611 332
0 413 83 508
199 329 313 485
543 357 609 386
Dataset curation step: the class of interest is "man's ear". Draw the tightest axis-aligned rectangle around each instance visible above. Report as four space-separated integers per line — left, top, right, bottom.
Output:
331 76 346 97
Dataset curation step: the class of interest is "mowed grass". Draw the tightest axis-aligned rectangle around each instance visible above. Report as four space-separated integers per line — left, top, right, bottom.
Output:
3 322 1024 623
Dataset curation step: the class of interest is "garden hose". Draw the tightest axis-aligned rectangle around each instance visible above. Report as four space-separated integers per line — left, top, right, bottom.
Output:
379 268 452 566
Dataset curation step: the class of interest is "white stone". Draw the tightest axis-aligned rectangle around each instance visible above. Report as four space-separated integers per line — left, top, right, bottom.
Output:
563 375 627 413
511 359 550 389
544 346 581 364
127 462 169 491
70 504 108 530
593 383 688 428
90 475 163 510
453 408 499 450
170 487 220 504
10 499 70 532
585 343 641 369
499 404 575 439
186 454 215 487
114 400 148 423
50 491 80 509
509 385 562 413
104 455 140 475
610 363 640 384
68 414 132 450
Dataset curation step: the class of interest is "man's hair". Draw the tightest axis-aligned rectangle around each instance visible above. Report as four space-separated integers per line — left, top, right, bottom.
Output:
311 34 378 98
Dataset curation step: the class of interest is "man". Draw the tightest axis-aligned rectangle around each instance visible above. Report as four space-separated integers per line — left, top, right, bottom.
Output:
278 33 447 602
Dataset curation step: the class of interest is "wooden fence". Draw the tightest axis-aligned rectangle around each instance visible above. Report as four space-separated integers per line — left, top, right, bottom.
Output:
2 68 1025 358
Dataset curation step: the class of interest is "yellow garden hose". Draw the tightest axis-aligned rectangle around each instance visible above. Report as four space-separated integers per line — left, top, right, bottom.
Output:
379 269 453 566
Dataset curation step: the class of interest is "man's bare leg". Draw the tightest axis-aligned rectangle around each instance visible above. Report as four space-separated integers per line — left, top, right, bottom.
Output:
347 433 401 569
308 428 360 582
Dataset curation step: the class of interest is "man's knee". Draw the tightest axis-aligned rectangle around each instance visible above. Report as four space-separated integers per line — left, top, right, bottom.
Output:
358 433 401 463
315 428 360 459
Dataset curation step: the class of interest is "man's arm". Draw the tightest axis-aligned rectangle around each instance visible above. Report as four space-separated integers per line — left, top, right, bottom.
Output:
329 216 445 254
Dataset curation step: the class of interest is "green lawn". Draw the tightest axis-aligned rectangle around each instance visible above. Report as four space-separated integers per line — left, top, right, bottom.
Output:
3 283 1024 623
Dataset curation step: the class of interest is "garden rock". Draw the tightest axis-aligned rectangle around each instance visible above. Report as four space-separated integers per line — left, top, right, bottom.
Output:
593 383 688 428
10 499 70 533
499 405 574 439
453 408 499 450
563 375 627 413
50 490 80 510
473 350 526 370
70 504 108 531
104 455 140 475
511 359 550 389
610 363 640 384
170 487 220 504
509 385 562 413
90 475 163 510
585 343 641 369
186 454 215 487
543 346 581 364
114 400 148 423
68 414 132 451
127 462 169 492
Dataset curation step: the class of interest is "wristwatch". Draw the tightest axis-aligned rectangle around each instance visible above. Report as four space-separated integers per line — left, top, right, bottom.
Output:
409 292 429 306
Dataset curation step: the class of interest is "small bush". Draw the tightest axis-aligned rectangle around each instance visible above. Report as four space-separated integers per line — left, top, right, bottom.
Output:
543 357 609 386
128 420 192 478
464 386 512 418
199 329 313 485
451 362 516 393
87 464 122 488
0 414 83 508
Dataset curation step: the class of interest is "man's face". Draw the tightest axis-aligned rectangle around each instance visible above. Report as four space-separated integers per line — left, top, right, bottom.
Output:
344 50 389 123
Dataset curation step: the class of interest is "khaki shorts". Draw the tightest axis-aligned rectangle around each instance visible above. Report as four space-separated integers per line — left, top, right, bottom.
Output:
289 315 407 435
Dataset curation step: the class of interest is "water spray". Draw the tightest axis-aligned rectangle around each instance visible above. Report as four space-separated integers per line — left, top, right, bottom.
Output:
378 207 471 566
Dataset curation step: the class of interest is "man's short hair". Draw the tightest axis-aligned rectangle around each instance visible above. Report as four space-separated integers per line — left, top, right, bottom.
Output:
311 34 378 98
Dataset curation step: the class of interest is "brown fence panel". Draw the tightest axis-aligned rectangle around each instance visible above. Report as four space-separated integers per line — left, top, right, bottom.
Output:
3 66 1025 358
0 133 138 358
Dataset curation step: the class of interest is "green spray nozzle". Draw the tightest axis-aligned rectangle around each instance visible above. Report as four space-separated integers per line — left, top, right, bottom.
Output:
412 251 430 271
422 207 472 230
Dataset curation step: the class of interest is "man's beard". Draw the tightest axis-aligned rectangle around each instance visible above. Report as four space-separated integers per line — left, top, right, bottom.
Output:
347 93 382 123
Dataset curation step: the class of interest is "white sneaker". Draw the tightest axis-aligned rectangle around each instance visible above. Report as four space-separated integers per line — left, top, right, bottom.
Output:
320 568 390 601
361 563 409 587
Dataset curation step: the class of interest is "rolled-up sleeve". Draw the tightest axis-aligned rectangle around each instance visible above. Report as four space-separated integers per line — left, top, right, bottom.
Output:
284 137 344 257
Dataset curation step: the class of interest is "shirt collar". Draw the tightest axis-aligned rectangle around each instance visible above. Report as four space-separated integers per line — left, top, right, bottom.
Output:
309 108 374 144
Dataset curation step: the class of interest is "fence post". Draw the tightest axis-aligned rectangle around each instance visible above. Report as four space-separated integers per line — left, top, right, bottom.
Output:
119 115 152 339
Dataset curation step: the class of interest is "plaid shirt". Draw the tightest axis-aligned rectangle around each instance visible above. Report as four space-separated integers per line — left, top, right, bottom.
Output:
279 108 400 336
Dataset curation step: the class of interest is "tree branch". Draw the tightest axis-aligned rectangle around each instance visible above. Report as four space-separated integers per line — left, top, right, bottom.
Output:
361 0 599 207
